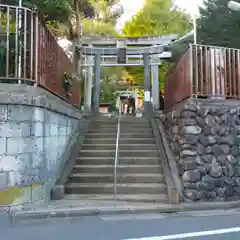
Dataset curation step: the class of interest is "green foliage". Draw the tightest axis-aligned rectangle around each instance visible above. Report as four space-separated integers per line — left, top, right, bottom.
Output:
0 45 34 83
124 62 170 90
82 0 122 37
7 0 73 23
2 0 123 37
122 0 192 91
63 72 74 92
122 0 191 37
0 13 16 33
91 0 123 24
1 0 123 98
0 35 16 78
197 0 240 48
82 19 119 37
123 66 144 86
100 67 123 103
5 0 121 38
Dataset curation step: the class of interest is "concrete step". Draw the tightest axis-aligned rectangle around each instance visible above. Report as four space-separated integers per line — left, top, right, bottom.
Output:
87 128 117 133
63 194 169 203
89 122 117 126
85 133 154 139
72 164 162 174
89 124 151 129
65 183 167 195
69 173 165 184
76 156 160 165
87 128 152 134
85 132 117 138
120 119 150 124
81 144 157 151
90 125 152 129
93 118 149 123
79 150 158 158
121 128 152 133
119 133 154 138
83 138 156 145
90 121 150 126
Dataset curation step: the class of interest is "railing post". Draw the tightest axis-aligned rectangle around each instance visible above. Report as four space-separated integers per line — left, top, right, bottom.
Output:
114 107 121 202
6 6 10 78
189 44 194 97
34 14 39 84
210 47 226 99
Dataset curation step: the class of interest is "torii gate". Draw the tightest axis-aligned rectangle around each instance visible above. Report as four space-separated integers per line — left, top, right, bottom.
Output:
77 35 178 114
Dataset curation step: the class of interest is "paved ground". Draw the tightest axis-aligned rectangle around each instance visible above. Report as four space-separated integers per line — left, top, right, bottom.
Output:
2 209 240 239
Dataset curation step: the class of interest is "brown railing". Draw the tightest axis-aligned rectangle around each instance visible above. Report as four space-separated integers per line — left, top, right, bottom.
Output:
164 47 192 108
164 44 240 108
0 4 80 105
192 44 240 100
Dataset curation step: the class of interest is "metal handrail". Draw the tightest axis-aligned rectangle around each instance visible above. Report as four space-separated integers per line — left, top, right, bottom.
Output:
114 108 121 201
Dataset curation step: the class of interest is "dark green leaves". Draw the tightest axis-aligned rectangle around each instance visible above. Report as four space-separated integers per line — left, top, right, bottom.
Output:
198 0 240 48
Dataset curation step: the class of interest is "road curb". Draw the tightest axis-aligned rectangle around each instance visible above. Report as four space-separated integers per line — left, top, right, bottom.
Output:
11 200 240 221
0 205 9 212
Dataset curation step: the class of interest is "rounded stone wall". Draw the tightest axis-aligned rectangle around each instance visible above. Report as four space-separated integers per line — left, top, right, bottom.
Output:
162 100 240 202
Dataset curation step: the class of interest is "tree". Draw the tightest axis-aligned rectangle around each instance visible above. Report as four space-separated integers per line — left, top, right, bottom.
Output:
91 0 123 24
3 0 73 23
197 0 240 48
0 0 122 73
68 0 123 78
82 0 123 37
122 0 192 90
80 0 123 104
3 0 122 40
82 19 119 37
100 67 121 102
123 0 191 37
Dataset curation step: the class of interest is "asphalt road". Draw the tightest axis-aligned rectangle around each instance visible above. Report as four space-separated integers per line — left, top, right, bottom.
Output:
2 209 240 239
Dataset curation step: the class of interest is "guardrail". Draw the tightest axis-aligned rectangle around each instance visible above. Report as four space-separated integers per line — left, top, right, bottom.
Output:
0 4 80 105
164 44 240 108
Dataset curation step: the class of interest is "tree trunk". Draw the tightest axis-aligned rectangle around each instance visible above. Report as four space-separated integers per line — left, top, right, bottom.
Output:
72 0 83 75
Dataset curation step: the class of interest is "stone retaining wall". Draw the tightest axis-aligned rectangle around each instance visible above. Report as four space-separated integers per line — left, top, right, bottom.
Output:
0 84 87 205
161 99 240 202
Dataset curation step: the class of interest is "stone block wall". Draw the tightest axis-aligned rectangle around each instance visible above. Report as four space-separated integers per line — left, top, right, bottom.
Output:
161 99 240 202
0 84 85 205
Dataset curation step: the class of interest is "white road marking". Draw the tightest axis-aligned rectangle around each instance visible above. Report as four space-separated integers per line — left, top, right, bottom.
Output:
123 227 240 240
177 209 240 217
102 210 240 222
101 214 166 221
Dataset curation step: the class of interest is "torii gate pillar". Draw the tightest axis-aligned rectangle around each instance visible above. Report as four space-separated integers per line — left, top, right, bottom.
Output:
151 55 160 110
84 44 93 111
92 53 101 113
143 53 153 116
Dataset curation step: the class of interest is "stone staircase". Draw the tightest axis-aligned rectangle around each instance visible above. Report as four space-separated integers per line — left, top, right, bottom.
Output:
64 116 168 203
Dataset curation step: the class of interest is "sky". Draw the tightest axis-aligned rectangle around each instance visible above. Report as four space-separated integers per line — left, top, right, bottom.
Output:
118 0 204 30
174 0 204 15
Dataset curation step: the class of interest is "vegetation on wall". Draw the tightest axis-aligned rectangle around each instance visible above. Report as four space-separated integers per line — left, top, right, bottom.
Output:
63 72 74 93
